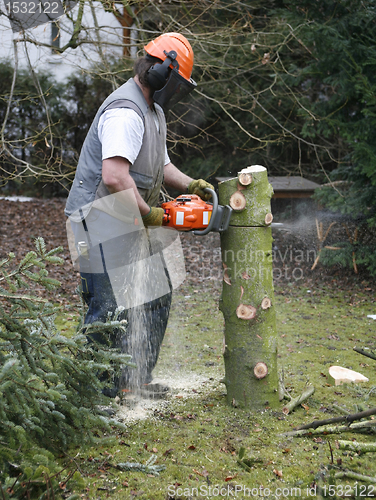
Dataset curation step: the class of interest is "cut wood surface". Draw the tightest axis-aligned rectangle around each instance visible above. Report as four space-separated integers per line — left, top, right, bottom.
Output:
254 362 268 379
238 172 253 186
265 213 273 225
261 297 272 310
241 165 267 173
329 365 369 385
229 191 246 211
236 304 257 320
222 263 231 285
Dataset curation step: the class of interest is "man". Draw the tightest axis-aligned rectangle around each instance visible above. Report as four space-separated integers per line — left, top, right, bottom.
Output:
65 32 213 398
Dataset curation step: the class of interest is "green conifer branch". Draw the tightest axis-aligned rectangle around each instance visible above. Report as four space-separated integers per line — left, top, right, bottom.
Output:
0 238 132 498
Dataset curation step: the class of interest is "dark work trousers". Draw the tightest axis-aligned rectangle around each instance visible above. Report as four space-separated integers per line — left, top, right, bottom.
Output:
81 270 172 392
72 209 173 394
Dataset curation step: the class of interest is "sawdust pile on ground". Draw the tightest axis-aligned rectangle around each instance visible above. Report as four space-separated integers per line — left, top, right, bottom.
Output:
116 375 222 423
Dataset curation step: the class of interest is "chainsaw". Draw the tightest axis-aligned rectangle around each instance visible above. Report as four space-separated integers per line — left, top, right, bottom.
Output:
161 188 232 235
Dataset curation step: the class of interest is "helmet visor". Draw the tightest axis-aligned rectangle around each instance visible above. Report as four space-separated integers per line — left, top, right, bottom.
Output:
153 69 197 110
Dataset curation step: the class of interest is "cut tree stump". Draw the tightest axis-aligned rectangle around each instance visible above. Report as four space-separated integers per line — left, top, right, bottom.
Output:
219 165 279 409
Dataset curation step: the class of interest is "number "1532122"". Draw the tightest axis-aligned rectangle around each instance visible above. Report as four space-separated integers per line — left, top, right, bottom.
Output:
5 2 60 14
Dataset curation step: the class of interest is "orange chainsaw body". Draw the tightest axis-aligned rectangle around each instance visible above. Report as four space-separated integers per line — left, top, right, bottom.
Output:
161 194 213 231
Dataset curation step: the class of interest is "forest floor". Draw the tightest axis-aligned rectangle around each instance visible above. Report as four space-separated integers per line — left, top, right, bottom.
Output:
1 197 376 499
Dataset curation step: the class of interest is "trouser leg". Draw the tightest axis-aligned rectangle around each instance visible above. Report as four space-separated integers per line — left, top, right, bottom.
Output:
81 271 125 397
81 270 172 391
120 291 172 389
80 271 124 347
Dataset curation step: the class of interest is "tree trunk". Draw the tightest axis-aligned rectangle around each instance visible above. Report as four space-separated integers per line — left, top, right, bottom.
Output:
218 165 279 409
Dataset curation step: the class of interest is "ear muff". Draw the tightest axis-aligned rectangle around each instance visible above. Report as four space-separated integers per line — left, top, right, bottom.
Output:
147 50 179 90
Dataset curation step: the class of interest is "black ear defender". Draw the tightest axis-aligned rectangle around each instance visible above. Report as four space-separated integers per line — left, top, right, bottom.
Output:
147 50 179 90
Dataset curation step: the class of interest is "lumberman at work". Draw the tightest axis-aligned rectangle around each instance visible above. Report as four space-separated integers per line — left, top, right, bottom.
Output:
65 33 213 398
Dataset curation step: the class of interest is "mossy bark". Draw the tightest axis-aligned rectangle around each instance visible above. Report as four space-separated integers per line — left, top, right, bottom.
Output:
218 166 279 409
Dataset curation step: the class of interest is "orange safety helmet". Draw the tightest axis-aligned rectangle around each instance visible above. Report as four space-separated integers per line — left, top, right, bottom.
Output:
143 33 197 109
144 32 194 81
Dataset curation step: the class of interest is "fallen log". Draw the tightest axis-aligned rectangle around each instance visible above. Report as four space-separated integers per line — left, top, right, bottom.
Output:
278 371 291 402
329 365 369 385
293 406 376 431
331 404 350 415
337 440 376 454
280 419 376 438
109 454 165 475
334 470 376 483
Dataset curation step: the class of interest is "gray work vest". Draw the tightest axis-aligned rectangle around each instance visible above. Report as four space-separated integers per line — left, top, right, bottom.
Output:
65 78 166 220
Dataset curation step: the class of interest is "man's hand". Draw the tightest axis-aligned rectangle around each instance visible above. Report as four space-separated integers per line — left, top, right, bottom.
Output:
142 207 164 227
187 179 214 201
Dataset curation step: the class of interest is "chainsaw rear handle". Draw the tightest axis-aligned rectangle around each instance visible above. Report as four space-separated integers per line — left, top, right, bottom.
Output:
193 188 218 236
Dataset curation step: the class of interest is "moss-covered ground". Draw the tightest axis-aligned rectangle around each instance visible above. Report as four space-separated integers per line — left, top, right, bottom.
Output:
59 274 376 499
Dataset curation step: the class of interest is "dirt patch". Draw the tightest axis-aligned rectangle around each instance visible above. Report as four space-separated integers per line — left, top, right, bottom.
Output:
0 197 78 302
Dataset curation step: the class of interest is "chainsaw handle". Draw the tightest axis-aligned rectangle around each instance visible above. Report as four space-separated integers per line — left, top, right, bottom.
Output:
193 188 218 236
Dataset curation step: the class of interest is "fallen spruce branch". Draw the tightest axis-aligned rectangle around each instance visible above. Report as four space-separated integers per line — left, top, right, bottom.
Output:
282 386 315 415
109 455 165 476
337 440 376 454
293 406 376 431
353 347 376 361
280 419 376 438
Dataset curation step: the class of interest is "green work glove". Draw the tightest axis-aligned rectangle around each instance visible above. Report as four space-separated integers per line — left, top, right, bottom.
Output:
142 206 164 227
187 179 214 200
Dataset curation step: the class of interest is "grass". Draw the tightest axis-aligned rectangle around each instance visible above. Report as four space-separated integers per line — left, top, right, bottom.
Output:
58 275 376 499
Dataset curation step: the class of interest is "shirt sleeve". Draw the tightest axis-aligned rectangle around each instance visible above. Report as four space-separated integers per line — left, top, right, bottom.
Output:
164 145 170 166
98 108 145 164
